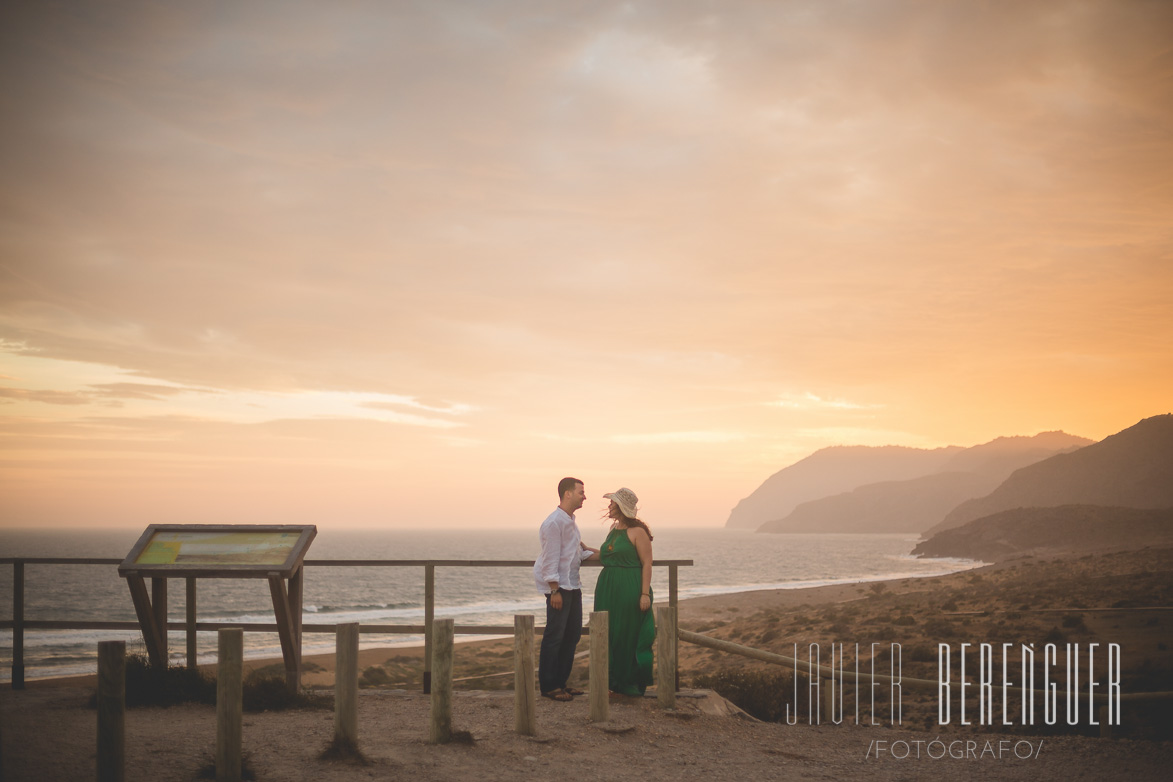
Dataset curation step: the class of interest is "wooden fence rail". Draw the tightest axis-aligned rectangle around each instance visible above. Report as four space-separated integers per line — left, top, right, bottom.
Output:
678 628 1173 736
1 557 692 691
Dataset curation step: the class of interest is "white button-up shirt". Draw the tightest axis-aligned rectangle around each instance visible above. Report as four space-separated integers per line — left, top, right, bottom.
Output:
533 507 590 594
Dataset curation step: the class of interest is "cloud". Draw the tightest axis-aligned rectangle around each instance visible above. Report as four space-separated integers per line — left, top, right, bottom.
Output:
1 1 1171 528
359 399 476 416
610 431 747 445
769 393 881 411
88 382 214 401
794 427 933 448
0 386 91 405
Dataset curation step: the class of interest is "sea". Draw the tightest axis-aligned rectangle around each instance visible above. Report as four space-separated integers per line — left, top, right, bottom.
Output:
0 527 981 682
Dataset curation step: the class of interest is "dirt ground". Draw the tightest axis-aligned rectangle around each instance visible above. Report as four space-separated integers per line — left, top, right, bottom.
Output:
3 547 1172 781
4 684 1172 782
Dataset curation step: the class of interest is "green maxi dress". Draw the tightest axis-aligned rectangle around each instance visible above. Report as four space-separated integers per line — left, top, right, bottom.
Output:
593 527 656 695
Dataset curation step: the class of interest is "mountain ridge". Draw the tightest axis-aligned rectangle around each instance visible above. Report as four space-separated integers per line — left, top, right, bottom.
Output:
926 414 1173 536
725 445 963 530
748 431 1091 534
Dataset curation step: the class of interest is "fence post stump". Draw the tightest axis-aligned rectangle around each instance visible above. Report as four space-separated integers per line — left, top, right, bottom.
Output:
1099 703 1112 738
514 615 536 735
216 628 243 782
589 611 609 723
656 606 676 709
97 640 125 782
335 622 360 750
429 618 454 743
824 675 837 724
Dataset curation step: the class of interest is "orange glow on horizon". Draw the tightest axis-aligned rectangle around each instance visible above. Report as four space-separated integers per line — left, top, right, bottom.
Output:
2 1 1170 530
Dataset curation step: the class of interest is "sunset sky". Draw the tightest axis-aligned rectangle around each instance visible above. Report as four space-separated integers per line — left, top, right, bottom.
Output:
2 0 1170 531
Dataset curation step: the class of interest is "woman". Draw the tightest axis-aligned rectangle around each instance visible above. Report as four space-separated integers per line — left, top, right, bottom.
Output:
591 487 655 696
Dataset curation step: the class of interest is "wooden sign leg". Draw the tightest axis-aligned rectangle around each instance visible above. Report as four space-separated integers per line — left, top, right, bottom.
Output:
268 575 298 694
125 575 165 668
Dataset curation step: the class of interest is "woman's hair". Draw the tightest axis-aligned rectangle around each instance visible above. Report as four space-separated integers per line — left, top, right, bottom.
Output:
606 501 653 542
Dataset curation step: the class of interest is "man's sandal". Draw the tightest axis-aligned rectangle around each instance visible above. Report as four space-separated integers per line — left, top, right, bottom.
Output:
541 689 573 701
563 687 585 696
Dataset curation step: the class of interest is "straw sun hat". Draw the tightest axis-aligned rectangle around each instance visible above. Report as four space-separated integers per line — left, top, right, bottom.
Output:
603 487 639 520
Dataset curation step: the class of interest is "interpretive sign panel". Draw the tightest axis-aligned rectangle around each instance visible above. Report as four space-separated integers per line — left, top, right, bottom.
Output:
118 524 316 687
119 524 316 578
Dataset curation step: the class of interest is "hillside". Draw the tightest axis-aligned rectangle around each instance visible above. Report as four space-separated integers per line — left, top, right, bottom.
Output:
756 471 1000 533
753 431 1090 534
912 505 1173 561
724 445 962 529
926 414 1173 536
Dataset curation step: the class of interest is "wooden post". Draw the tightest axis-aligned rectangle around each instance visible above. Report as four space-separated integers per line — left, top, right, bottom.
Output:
126 575 165 668
97 641 126 782
589 611 609 723
796 671 810 723
656 606 676 709
216 628 243 782
423 564 435 694
429 618 454 743
514 615 536 735
151 577 168 664
289 565 304 688
808 655 820 725
186 578 198 669
335 623 359 749
1099 704 1112 739
267 575 298 694
669 565 679 691
12 560 24 689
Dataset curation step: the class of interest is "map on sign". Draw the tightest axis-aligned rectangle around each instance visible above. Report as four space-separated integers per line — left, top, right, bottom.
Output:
133 530 301 566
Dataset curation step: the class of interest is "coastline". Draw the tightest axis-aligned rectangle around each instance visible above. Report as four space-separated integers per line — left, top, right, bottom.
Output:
18 566 991 690
17 545 1171 701
5 547 1172 781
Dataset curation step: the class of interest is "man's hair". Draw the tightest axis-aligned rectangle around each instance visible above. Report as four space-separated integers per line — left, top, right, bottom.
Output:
558 476 583 500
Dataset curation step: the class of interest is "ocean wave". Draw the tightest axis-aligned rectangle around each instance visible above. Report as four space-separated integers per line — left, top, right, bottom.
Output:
1 527 981 682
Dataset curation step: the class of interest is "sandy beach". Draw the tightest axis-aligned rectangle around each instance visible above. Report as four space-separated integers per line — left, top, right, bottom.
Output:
3 547 1171 780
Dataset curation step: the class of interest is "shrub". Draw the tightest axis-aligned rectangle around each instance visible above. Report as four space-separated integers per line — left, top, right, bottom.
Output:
118 654 216 708
905 644 937 663
360 666 392 687
922 619 956 638
242 671 331 712
691 668 800 723
95 654 330 712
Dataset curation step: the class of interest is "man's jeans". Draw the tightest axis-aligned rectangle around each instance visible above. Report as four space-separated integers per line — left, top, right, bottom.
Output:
538 588 582 694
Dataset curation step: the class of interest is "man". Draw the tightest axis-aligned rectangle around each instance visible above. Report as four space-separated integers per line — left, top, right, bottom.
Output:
533 476 597 701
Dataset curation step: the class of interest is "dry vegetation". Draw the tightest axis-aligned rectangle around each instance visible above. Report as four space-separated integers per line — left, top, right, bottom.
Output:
3 547 1171 781
297 547 1173 740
